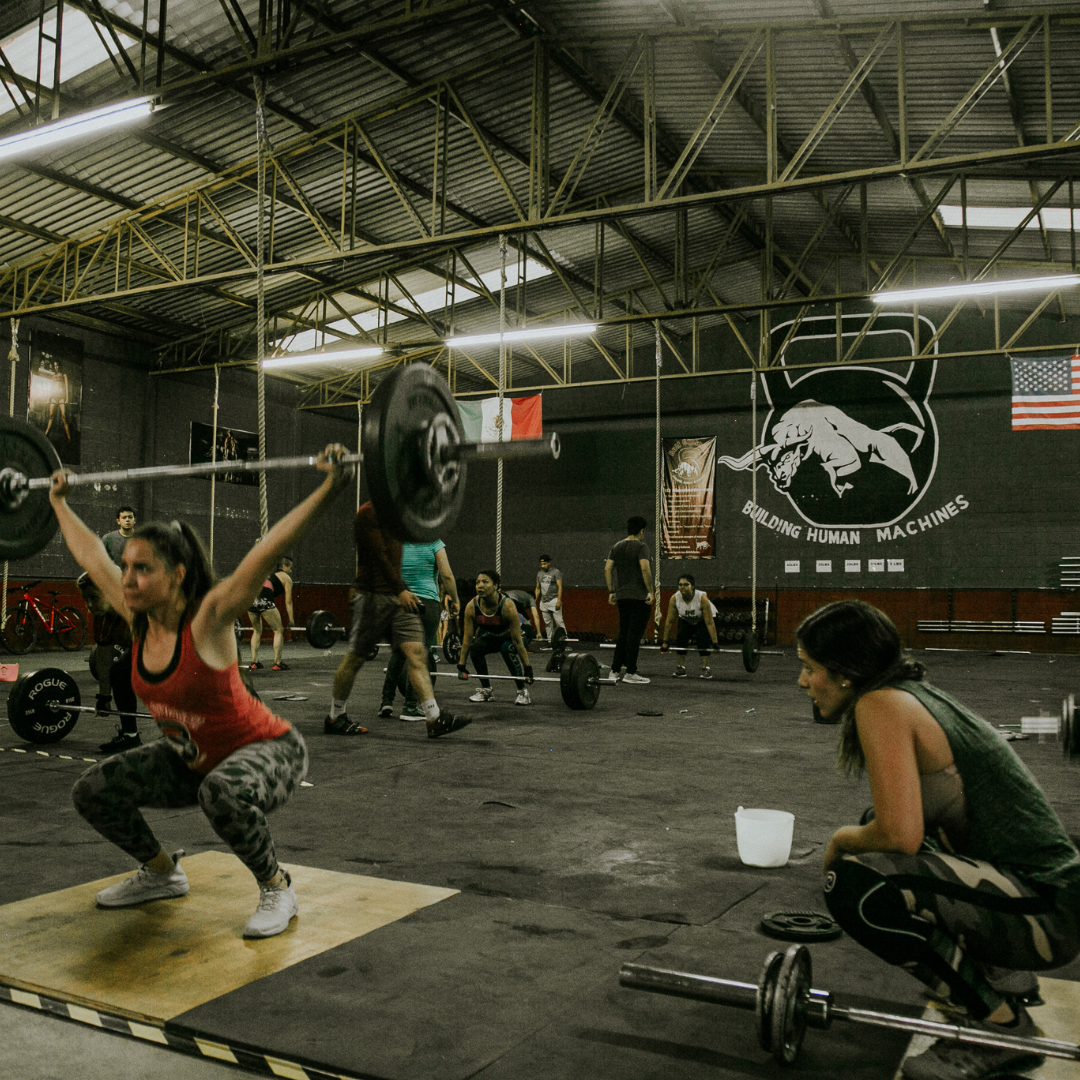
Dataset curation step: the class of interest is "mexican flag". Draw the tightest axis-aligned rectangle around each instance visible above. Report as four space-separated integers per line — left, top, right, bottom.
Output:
457 395 543 442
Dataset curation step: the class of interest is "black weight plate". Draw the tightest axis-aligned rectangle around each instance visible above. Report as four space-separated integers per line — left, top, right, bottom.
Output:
771 945 812 1065
761 911 843 942
306 610 339 650
442 630 461 666
8 667 80 743
363 365 466 543
560 651 600 710
755 950 783 1053
742 630 760 673
0 416 62 560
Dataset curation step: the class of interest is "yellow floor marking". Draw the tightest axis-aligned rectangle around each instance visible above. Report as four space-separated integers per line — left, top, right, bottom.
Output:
265 1057 310 1079
894 977 1080 1078
129 1021 169 1043
10 989 41 1009
194 1038 239 1062
0 850 458 1023
67 1003 103 1026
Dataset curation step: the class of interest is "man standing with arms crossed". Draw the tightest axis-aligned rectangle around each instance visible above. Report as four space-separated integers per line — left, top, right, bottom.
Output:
605 516 654 684
535 554 567 643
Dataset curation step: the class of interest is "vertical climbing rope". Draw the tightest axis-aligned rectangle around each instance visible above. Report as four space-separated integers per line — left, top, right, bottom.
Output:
209 364 219 565
654 320 661 632
496 234 507 576
254 75 269 538
3 317 18 628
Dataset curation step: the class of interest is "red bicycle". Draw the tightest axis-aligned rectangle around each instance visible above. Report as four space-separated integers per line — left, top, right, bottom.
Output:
4 581 87 654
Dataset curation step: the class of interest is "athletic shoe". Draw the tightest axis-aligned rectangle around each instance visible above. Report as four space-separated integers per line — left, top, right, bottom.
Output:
378 702 395 718
243 871 298 939
515 688 531 706
96 850 189 907
271 662 290 671
901 1004 1043 1080
323 714 368 735
99 729 141 755
622 673 650 685
469 687 493 702
94 695 112 718
426 711 472 739
700 667 713 680
609 668 623 683
399 703 425 721
248 661 263 670
672 667 687 678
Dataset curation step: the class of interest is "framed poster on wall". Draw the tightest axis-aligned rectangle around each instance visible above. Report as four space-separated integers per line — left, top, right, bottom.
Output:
661 436 716 558
189 422 260 486
28 331 83 466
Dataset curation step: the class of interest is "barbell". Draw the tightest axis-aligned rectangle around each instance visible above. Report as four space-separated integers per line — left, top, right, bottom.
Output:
620 945 1080 1067
0 366 560 560
432 651 611 710
599 633 781 673
998 693 1079 758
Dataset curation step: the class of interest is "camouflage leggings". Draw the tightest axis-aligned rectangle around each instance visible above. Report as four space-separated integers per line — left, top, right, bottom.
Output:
71 728 307 883
824 850 1080 1020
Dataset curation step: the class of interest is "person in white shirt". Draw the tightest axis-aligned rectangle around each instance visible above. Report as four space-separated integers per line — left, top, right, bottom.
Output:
660 574 719 679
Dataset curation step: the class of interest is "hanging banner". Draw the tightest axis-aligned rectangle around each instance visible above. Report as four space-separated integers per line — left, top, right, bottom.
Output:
28 331 83 466
189 422 260 486
662 437 716 558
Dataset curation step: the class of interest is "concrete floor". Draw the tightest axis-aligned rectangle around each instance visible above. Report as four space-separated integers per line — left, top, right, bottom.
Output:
1 639 1078 1080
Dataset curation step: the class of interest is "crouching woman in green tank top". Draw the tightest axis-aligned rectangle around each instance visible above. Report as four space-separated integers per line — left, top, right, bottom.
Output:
796 601 1080 1080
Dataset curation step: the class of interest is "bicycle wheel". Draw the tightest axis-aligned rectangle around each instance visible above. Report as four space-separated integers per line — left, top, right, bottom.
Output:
3 607 37 654
55 606 87 651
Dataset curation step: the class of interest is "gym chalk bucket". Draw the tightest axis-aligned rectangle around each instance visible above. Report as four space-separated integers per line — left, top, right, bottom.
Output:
734 806 795 867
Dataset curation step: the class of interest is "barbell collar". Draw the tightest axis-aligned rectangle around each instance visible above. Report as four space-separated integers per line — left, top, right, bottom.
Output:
451 433 560 462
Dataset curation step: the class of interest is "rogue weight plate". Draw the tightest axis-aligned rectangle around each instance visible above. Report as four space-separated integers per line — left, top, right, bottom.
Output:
742 630 760 673
770 945 812 1065
442 629 461 666
1064 693 1077 758
560 651 600 710
0 415 62 560
761 911 843 942
8 667 80 743
306 610 340 650
362 365 466 543
755 950 784 1053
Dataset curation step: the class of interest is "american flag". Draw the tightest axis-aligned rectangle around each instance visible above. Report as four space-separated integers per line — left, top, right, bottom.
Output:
1010 355 1080 430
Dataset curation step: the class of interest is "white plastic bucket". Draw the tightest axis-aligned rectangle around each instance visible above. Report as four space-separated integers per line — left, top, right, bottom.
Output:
734 806 795 867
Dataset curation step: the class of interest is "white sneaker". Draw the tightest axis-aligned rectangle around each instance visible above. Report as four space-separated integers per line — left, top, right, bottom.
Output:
515 688 531 706
622 673 650 685
699 667 713 680
96 850 189 907
609 668 622 683
243 871 298 938
469 686 493 702
672 666 687 678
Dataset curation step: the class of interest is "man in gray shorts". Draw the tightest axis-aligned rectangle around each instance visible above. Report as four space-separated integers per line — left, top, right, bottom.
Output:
325 502 470 740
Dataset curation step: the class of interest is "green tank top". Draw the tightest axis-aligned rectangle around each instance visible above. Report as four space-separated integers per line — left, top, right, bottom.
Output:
894 679 1080 896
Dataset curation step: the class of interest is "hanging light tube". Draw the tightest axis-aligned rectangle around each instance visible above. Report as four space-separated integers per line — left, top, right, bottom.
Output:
0 98 157 163
873 275 1080 305
261 347 383 369
445 322 598 349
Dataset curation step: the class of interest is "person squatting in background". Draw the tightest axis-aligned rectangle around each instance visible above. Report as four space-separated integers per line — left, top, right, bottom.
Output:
247 556 294 672
797 600 1080 1080
457 570 534 706
51 445 353 938
379 539 460 721
659 574 719 679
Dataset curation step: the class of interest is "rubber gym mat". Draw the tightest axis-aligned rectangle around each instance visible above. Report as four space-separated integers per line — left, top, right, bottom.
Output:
0 850 457 1022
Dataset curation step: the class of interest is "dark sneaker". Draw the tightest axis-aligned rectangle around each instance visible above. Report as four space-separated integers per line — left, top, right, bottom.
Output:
378 702 395 718
248 661 263 670
671 667 687 678
901 1005 1043 1080
99 730 141 754
426 711 472 739
323 714 368 735
272 662 290 671
399 703 425 721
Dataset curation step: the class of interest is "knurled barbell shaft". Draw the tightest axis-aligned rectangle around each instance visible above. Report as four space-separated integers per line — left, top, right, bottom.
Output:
47 701 154 721
619 964 1080 1062
12 434 559 494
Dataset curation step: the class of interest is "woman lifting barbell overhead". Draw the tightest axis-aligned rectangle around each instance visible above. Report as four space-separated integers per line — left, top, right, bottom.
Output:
798 601 1080 1080
48 444 352 939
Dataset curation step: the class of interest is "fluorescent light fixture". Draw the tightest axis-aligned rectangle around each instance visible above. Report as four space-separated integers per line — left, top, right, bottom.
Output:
0 97 155 162
261 347 383 369
873 275 1080 305
446 322 598 349
939 205 1079 231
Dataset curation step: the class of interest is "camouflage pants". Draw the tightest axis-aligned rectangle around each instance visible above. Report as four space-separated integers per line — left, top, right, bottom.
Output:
824 850 1080 1019
71 728 307 883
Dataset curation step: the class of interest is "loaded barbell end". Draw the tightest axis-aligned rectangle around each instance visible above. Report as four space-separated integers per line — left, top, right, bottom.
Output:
0 467 29 511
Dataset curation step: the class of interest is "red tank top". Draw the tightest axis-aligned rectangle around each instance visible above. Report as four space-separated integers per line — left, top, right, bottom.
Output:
131 618 291 774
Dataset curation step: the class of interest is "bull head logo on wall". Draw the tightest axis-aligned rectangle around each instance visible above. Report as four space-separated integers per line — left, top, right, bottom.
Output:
719 313 939 529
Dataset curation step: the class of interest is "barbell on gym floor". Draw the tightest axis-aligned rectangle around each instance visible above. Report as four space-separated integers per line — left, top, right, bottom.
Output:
600 633 781 673
620 945 1080 1067
431 652 611 710
0 366 560 560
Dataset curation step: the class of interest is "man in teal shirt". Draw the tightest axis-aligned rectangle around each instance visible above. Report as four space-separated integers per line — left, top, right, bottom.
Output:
380 540 460 720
